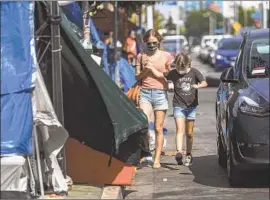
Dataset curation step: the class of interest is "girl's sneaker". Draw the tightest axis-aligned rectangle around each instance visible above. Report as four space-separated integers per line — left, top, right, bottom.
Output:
184 154 193 166
175 152 183 165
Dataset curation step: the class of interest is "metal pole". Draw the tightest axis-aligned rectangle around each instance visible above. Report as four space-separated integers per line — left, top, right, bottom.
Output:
113 1 120 87
243 7 247 27
50 1 66 178
214 15 217 34
259 2 264 29
199 0 203 11
82 1 92 54
33 125 45 197
234 1 236 22
139 6 142 28
82 1 90 42
209 15 213 35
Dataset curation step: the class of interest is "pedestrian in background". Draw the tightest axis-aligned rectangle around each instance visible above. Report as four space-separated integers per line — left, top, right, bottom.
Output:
135 29 171 169
124 30 138 66
165 53 208 167
104 31 113 45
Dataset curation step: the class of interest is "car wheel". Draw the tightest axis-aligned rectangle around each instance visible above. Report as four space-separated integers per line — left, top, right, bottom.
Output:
226 127 243 187
227 148 243 187
217 135 227 168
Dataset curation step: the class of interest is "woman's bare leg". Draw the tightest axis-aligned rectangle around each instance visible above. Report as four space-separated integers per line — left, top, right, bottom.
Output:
139 102 153 161
153 110 166 168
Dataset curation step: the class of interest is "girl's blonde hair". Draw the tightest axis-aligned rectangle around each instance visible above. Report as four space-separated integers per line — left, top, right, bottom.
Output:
174 52 192 70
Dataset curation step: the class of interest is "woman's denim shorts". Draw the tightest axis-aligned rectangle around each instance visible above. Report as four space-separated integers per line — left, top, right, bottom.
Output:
140 88 169 111
173 107 197 120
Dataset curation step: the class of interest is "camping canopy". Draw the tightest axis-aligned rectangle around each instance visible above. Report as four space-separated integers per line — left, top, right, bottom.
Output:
34 2 148 164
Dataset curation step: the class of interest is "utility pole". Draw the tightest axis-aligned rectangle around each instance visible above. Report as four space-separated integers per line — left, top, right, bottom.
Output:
234 1 239 22
209 15 213 35
243 8 247 27
204 12 213 35
259 2 264 29
147 5 154 30
199 0 203 11
263 1 269 28
50 1 66 178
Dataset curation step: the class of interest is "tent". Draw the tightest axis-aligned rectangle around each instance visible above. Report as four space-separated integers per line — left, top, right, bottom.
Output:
35 1 149 165
1 1 69 198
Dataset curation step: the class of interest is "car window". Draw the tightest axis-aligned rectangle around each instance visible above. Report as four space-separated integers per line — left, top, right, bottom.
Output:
246 37 269 78
218 40 241 50
162 40 184 53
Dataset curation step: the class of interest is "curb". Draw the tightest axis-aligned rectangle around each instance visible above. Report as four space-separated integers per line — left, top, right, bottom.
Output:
101 186 123 199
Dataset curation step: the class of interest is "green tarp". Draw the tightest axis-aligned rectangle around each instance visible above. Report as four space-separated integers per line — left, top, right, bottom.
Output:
35 2 149 164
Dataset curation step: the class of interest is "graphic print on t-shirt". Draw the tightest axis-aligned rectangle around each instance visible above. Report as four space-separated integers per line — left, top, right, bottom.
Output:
176 77 193 96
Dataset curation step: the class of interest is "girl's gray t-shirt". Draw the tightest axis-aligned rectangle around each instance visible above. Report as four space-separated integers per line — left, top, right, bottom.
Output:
166 68 205 108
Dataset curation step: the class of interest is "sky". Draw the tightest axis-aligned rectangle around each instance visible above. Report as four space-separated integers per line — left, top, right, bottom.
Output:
154 1 263 20
154 4 171 19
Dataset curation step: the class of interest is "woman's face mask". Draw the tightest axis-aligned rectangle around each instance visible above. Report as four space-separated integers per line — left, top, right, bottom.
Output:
147 41 158 52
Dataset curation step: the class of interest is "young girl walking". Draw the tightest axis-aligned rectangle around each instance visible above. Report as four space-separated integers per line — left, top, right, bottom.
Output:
166 53 208 166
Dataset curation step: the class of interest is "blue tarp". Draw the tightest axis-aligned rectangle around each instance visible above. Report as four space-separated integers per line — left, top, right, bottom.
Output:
1 1 36 95
1 1 36 155
1 93 33 155
102 45 111 75
118 58 136 92
61 2 83 29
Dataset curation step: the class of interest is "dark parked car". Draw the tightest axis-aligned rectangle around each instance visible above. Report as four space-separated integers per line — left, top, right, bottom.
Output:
215 29 269 186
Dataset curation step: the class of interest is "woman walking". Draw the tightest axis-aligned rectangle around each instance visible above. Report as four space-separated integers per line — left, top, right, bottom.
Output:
166 53 208 166
135 29 171 168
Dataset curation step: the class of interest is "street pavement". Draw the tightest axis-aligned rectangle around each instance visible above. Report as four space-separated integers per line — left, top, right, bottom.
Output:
190 54 222 87
124 70 269 199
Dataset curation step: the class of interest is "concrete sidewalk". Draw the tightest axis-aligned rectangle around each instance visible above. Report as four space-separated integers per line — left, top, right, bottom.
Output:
61 184 123 199
64 184 103 199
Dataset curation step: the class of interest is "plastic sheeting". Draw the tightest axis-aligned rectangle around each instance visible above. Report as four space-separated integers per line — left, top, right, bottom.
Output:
32 66 69 193
1 93 33 155
1 1 36 155
61 2 83 29
0 156 29 198
118 58 136 92
1 1 37 95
